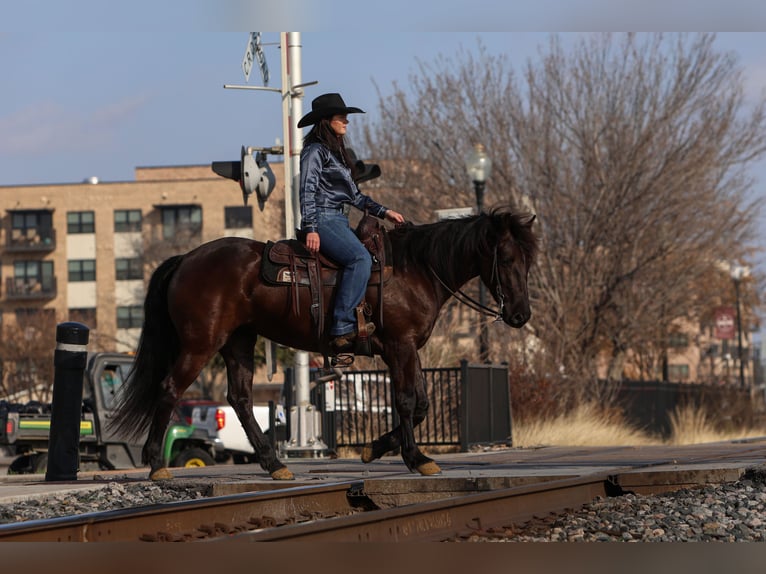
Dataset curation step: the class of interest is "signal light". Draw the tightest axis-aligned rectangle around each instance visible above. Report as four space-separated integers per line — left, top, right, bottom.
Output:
211 147 276 211
215 408 226 431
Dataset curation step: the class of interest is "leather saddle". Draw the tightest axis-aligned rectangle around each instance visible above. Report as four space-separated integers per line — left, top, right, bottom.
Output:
261 213 393 341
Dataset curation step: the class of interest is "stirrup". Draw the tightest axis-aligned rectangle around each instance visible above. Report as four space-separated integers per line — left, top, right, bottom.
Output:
331 353 354 367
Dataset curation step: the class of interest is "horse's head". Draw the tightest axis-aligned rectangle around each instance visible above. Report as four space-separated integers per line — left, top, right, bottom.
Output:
481 211 537 328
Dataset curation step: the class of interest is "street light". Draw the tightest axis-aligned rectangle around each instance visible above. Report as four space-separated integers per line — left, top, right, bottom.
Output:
465 143 493 363
730 264 750 389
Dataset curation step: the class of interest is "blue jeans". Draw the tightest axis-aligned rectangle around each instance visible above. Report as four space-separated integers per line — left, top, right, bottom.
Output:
316 209 372 336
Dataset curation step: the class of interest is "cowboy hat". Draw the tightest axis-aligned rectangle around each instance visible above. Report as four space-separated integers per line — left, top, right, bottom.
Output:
297 93 365 128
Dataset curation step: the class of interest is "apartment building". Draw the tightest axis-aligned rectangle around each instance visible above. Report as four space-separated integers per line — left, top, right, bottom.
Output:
0 164 285 352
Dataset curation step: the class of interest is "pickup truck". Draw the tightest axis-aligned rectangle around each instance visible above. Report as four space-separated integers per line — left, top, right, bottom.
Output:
178 399 286 464
0 352 223 474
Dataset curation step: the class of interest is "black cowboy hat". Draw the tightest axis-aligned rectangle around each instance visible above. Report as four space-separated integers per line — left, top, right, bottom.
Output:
346 148 381 184
297 93 365 128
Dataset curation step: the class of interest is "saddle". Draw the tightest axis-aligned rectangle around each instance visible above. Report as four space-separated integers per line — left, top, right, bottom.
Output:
261 213 393 346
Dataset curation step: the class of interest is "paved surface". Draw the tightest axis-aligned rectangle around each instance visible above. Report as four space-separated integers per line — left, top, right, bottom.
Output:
1 439 765 504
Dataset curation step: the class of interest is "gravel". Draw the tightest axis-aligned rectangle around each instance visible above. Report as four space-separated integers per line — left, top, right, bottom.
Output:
3 468 766 542
0 481 211 524
452 466 766 542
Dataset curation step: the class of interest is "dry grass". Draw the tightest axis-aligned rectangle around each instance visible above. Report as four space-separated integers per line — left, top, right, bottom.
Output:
513 402 766 448
666 404 766 446
512 402 658 448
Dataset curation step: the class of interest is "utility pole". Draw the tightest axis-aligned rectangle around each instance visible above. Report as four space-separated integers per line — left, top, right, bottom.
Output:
221 33 326 456
279 32 328 456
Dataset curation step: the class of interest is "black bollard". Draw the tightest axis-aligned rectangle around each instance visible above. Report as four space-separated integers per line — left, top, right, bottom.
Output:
45 322 90 482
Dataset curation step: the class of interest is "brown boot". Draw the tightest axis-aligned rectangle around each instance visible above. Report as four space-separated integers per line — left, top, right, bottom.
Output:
330 323 375 354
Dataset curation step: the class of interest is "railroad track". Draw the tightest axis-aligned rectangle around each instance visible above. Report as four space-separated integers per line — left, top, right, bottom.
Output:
0 473 615 542
1 441 762 542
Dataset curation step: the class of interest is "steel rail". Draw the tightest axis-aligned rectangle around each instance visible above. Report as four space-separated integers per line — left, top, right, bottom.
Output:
0 481 363 542
226 472 614 542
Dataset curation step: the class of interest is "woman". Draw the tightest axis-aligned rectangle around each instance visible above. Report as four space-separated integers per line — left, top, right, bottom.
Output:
298 93 405 354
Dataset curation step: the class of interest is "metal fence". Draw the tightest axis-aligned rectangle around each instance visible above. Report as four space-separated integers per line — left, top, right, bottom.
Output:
312 367 463 450
614 380 762 438
304 362 512 451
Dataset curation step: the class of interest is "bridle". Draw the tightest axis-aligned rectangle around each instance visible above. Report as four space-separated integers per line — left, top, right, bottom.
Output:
429 245 507 321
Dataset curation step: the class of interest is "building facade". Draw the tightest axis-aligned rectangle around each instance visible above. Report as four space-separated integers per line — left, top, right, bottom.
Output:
0 164 285 353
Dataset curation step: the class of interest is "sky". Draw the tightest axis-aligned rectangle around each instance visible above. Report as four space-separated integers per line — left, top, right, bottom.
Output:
2 2 766 339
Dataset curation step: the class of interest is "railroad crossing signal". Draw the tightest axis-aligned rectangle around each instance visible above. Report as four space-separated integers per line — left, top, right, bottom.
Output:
211 145 280 210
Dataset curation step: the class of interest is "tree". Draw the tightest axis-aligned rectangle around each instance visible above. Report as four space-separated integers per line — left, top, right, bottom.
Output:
0 309 57 403
361 33 765 391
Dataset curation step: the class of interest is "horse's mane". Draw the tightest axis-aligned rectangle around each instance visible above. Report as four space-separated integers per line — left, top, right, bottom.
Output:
388 206 538 287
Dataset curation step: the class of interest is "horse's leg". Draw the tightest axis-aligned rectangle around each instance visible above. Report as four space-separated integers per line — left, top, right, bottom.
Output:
361 390 432 469
361 383 429 463
220 330 294 480
144 352 210 480
362 345 440 475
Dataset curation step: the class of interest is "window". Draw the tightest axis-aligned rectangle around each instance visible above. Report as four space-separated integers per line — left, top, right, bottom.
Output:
225 206 253 229
14 260 54 290
99 364 128 409
69 308 97 329
68 259 96 282
117 305 143 329
161 206 202 240
667 332 689 348
10 210 54 245
115 258 143 280
67 211 95 234
12 210 52 232
668 364 690 381
14 307 56 332
114 209 142 232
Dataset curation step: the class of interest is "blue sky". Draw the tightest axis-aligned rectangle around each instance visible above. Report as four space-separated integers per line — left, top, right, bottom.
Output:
2 3 766 340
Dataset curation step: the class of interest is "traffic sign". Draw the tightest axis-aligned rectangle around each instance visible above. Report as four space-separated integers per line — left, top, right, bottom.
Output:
714 306 736 340
242 32 269 85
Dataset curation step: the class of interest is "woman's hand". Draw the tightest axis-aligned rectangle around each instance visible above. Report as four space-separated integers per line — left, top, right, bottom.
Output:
385 210 405 225
305 231 320 253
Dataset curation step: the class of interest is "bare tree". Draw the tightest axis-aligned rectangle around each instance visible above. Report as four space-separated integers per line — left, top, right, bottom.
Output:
362 33 766 391
0 309 58 403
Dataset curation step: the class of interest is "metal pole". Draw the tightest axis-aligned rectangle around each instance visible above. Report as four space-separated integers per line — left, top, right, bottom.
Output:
474 180 489 363
734 278 745 389
281 32 326 454
46 322 89 481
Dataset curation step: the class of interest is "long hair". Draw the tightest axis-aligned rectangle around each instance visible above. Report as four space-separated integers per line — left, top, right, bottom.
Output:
303 118 358 180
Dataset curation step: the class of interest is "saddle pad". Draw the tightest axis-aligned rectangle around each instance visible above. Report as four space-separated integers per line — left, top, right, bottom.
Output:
261 241 338 286
261 241 392 287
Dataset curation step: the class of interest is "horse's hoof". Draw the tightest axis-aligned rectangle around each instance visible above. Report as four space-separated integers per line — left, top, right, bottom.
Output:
149 468 174 481
271 467 295 481
361 445 375 464
416 461 442 476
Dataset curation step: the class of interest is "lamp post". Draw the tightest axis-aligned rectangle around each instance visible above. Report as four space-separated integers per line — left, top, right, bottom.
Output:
465 143 493 363
731 265 749 389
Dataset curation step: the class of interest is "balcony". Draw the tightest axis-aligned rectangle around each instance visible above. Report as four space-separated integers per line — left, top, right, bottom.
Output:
4 277 58 300
5 228 57 253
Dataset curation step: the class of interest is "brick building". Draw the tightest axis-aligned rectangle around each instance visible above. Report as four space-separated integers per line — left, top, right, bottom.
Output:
0 164 285 352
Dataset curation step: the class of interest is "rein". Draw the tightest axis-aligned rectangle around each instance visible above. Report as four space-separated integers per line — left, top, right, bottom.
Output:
428 247 505 320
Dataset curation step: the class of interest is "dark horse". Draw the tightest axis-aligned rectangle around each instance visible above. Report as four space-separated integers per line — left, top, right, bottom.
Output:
110 207 537 480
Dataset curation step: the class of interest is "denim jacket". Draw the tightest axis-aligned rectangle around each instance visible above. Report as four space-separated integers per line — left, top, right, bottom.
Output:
299 142 387 233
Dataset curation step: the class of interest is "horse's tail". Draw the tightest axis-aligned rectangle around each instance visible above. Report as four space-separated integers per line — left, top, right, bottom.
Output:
109 255 184 441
